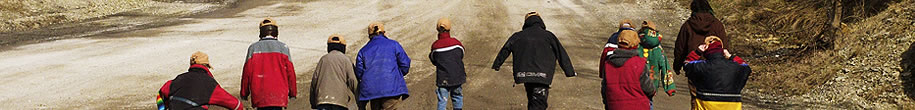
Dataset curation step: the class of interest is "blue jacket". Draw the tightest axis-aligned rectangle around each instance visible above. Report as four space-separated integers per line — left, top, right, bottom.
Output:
355 35 411 101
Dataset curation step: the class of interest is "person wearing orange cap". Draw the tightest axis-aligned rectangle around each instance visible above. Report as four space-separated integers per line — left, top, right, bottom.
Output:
492 11 577 110
157 51 244 110
309 34 358 110
601 30 651 110
683 36 750 110
429 17 465 110
241 18 297 110
356 22 411 110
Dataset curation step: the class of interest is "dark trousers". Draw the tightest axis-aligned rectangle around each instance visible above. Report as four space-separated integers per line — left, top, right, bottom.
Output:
257 107 283 110
316 104 348 110
524 83 550 110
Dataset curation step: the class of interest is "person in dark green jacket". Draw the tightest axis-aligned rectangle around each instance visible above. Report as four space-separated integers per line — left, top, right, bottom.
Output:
637 20 676 102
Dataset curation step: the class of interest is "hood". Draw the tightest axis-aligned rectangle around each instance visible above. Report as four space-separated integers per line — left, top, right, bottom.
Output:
522 16 546 30
608 49 639 67
686 13 718 36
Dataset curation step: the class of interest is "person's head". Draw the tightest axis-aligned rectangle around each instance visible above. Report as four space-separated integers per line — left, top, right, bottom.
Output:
190 51 212 69
690 0 714 14
638 20 659 38
327 34 347 53
701 36 724 55
618 30 640 49
522 11 546 29
259 18 279 38
437 17 452 33
367 22 385 37
618 19 633 29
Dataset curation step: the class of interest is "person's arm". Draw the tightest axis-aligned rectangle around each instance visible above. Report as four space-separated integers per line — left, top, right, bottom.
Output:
674 24 691 74
492 34 517 71
550 33 576 77
309 62 322 109
346 62 359 102
240 54 252 99
208 86 245 110
158 81 172 110
355 52 365 79
395 43 411 76
285 56 297 98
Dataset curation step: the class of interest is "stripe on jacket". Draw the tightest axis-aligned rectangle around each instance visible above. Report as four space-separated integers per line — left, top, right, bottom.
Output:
433 45 464 53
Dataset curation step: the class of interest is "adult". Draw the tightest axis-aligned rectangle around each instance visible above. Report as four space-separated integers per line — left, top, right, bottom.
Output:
310 34 359 110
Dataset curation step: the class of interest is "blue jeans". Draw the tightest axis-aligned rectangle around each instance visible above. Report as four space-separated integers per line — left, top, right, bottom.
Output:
436 86 464 110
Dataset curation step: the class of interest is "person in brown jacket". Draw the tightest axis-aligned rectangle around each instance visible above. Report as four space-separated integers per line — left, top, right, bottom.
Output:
674 0 730 74
309 34 359 110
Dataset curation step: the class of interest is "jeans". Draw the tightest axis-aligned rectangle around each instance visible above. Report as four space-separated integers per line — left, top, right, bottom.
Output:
316 104 347 110
524 83 550 110
436 86 464 110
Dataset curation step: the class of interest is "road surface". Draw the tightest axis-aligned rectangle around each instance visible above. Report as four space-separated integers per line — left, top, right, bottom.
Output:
0 0 756 109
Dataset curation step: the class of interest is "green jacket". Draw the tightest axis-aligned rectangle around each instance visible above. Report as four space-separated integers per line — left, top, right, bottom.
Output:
638 29 676 97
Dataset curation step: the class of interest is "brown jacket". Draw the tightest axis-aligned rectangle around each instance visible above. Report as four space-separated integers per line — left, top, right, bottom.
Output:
674 12 729 74
309 50 358 109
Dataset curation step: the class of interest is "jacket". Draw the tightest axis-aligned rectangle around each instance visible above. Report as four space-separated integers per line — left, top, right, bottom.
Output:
637 30 676 98
492 15 576 85
600 28 636 79
601 49 650 110
309 50 358 109
241 37 297 107
158 64 244 110
355 35 411 101
430 32 466 87
684 53 750 103
674 12 729 74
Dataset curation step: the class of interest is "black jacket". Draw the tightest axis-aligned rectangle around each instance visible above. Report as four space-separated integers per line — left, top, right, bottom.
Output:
492 16 576 85
684 53 751 102
430 34 467 87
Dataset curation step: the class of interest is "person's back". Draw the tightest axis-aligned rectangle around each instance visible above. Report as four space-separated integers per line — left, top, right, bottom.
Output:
684 38 750 110
602 30 649 110
674 0 730 74
159 52 243 110
356 22 411 110
241 18 296 109
430 17 466 110
310 34 358 110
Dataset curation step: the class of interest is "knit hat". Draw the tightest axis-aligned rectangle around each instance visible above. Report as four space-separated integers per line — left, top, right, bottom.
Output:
704 36 724 55
368 22 385 36
525 11 540 20
328 34 346 45
618 30 640 49
619 19 633 28
641 20 657 31
190 51 211 68
437 17 452 32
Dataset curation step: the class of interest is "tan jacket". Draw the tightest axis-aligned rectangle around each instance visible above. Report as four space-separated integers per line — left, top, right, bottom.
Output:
309 50 358 109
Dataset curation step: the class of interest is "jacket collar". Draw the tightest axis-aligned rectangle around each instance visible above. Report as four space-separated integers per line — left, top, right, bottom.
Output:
608 49 639 66
370 35 388 40
260 37 277 41
703 53 727 61
438 32 451 39
189 64 213 77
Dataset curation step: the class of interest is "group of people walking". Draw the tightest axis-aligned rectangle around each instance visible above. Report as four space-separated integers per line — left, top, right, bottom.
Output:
155 0 750 110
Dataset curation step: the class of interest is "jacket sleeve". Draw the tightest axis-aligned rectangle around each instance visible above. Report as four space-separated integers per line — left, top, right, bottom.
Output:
158 81 172 110
685 50 703 64
355 52 365 79
309 61 322 109
208 85 244 110
346 62 359 106
395 43 411 76
241 54 252 98
284 52 297 97
492 34 517 70
674 24 690 74
550 33 576 77
429 52 439 67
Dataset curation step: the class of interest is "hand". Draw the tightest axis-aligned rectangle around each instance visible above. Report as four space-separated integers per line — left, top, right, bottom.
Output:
289 97 296 100
567 72 578 77
723 49 732 58
240 96 248 100
698 44 708 52
492 67 500 71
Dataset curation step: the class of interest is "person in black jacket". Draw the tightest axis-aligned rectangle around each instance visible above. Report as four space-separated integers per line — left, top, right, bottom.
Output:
683 36 751 109
491 11 577 110
158 51 244 110
430 17 466 110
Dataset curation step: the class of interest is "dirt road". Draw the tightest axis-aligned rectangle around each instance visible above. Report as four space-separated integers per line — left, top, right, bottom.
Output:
0 0 755 109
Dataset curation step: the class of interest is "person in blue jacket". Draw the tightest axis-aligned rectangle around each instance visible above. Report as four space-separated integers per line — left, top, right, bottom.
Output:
355 22 411 110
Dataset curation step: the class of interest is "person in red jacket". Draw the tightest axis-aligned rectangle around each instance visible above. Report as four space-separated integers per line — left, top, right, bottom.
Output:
601 30 650 110
158 51 244 110
241 18 297 110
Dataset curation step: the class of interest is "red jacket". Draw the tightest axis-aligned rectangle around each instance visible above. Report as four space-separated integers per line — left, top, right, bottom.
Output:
242 38 297 107
158 64 244 110
602 49 650 110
